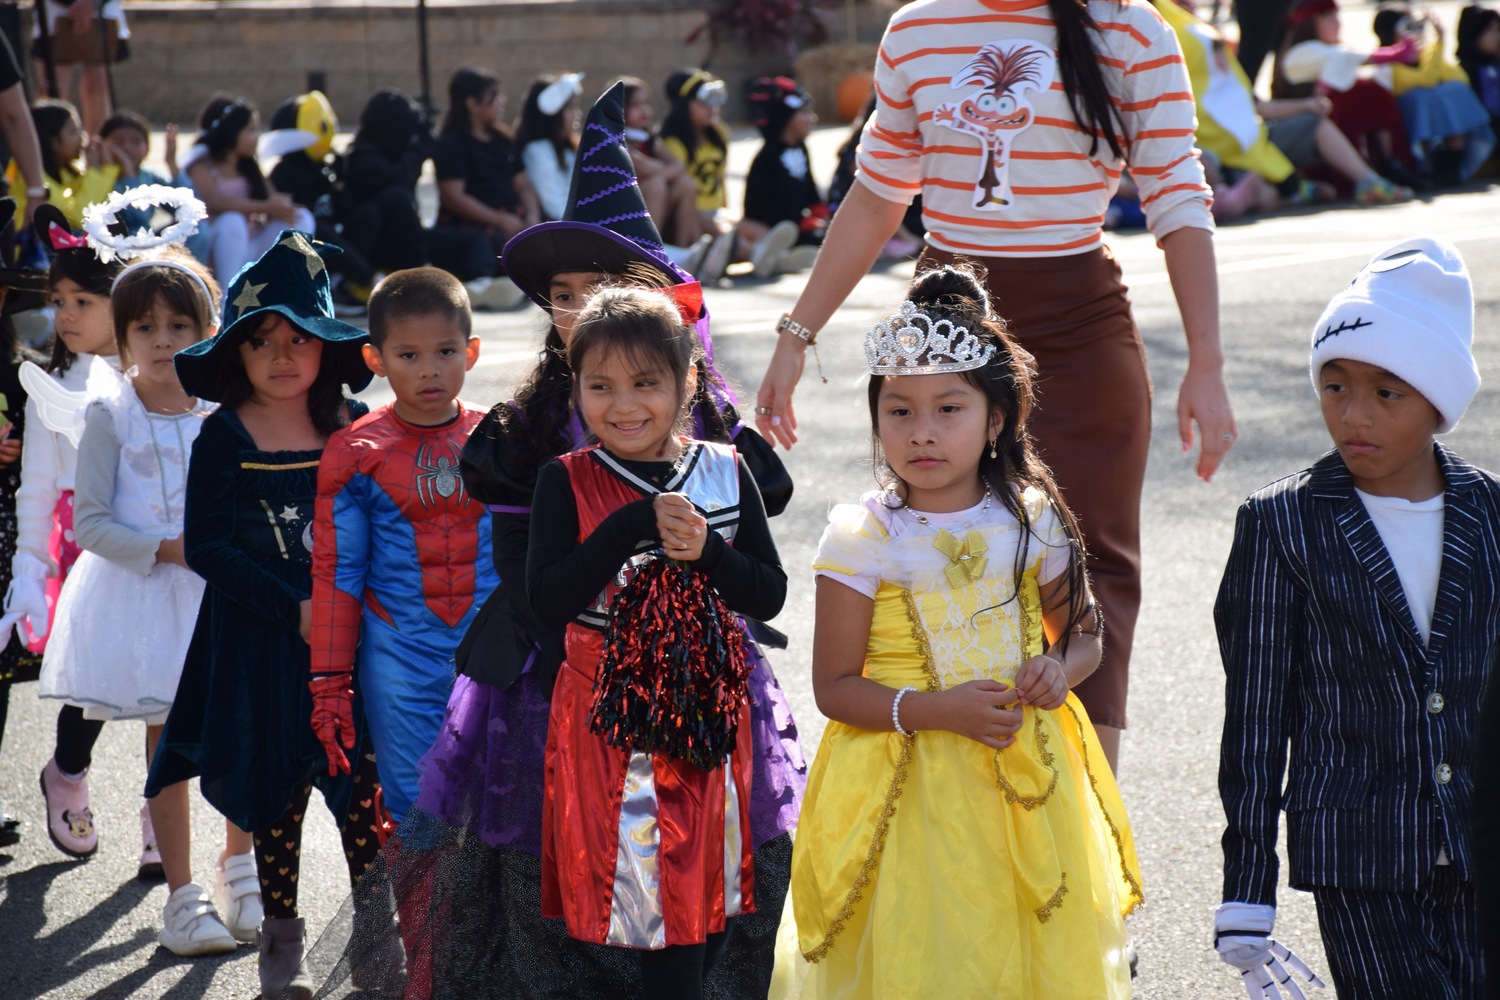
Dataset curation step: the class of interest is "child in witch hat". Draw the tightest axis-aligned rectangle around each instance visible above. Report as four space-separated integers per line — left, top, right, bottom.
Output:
145 230 388 1000
312 83 806 999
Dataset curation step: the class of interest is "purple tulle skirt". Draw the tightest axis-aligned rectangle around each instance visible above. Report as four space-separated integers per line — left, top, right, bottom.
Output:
413 642 805 852
308 643 805 999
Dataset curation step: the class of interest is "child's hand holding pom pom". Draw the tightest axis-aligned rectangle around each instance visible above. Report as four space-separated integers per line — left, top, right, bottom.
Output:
654 492 707 562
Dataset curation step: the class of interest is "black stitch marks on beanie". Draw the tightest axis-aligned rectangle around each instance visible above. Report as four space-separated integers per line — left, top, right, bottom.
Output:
1314 317 1374 349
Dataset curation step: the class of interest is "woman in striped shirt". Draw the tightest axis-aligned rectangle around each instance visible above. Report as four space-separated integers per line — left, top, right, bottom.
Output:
755 0 1235 772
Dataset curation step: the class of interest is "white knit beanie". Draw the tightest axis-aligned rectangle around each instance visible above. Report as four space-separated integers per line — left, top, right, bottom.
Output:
1309 236 1477 433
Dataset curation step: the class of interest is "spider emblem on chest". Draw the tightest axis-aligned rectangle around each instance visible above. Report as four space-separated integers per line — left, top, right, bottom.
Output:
414 442 466 507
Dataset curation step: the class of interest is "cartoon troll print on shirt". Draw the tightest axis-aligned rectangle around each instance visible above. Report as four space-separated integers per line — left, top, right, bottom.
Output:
934 40 1055 209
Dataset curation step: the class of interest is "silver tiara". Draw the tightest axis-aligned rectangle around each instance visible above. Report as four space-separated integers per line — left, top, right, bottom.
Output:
864 300 996 376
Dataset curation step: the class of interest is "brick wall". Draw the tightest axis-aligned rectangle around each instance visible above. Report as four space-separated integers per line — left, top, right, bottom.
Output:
105 0 888 128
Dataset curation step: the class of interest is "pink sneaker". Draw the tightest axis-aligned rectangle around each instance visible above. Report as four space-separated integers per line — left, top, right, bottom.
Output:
138 804 164 881
39 758 96 858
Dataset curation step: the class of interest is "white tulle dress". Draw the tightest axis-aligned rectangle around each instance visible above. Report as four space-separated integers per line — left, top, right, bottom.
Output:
39 376 215 723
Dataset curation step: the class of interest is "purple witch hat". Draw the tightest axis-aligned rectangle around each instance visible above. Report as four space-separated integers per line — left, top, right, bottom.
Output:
501 82 689 309
500 82 737 408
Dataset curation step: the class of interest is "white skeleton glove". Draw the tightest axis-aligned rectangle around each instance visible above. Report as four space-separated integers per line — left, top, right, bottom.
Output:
0 552 52 647
1214 902 1327 1000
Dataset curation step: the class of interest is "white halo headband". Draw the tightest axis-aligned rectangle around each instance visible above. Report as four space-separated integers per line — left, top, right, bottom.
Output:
112 259 221 330
82 185 209 264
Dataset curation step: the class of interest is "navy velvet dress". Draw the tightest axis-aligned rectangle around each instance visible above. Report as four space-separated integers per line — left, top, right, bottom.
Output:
146 406 367 831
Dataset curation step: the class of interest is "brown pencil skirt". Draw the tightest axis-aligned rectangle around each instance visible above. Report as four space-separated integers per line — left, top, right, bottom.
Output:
919 245 1149 730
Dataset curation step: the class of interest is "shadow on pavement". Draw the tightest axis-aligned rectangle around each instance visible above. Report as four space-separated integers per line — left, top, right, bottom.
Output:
84 945 247 1000
0 861 178 996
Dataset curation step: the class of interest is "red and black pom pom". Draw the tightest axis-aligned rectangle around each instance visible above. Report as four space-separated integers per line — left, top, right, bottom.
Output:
589 557 751 770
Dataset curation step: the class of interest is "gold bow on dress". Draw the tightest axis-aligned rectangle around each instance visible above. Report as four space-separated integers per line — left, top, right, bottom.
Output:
934 529 988 587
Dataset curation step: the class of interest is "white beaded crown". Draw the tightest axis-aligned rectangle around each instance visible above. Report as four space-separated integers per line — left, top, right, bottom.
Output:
864 300 997 376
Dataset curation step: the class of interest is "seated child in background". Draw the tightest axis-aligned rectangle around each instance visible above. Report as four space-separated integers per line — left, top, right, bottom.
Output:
1272 0 1425 196
830 92 924 258
10 99 121 228
265 90 378 314
659 69 731 230
1154 0 1416 213
1215 237 1493 999
310 268 497 830
1372 5 1494 184
616 75 713 249
516 72 583 222
94 112 206 258
1457 4 1500 148
98 111 183 192
433 68 538 252
184 95 313 282
743 77 827 279
350 87 498 291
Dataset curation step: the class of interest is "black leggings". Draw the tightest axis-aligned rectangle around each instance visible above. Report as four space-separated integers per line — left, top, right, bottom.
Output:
54 704 104 776
637 921 735 1000
254 749 383 919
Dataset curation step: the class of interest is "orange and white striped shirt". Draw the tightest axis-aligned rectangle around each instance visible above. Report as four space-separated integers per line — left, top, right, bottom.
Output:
858 0 1211 257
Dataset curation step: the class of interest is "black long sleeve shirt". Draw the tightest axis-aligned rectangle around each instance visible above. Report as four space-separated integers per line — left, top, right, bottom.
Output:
526 451 786 632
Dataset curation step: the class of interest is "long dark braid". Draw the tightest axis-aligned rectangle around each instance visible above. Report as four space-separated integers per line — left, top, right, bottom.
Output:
1047 0 1126 160
501 325 577 481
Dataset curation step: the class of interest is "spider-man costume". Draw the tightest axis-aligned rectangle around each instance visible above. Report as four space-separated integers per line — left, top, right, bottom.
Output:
310 403 497 822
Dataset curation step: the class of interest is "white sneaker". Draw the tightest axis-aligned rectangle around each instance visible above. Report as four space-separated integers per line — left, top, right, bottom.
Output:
215 851 263 943
137 803 163 881
464 276 527 311
778 244 821 275
750 221 799 278
699 228 738 284
160 882 238 956
677 234 714 276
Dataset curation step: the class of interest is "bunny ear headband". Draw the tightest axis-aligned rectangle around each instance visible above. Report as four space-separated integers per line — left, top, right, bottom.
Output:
77 186 220 326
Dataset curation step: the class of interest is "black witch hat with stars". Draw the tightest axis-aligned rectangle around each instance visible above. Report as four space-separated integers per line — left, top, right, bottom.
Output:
175 229 373 401
500 82 691 311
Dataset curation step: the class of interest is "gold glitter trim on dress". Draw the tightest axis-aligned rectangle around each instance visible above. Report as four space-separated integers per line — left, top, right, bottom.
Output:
991 716 1058 810
1034 871 1069 923
1062 700 1144 913
241 460 321 470
801 590 941 964
900 589 943 694
987 573 1058 809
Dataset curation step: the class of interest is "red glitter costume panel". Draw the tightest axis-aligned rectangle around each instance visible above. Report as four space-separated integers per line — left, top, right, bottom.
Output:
540 444 755 949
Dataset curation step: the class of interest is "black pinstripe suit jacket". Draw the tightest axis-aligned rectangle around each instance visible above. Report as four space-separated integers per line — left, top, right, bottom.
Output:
1216 444 1500 904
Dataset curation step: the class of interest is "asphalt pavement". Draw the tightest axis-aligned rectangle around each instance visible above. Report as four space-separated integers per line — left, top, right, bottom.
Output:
2 125 1498 998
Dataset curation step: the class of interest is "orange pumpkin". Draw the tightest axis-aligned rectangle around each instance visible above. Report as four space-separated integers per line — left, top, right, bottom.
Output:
836 70 875 122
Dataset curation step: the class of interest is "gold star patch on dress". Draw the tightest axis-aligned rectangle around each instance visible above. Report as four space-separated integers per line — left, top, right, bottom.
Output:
279 231 326 278
233 281 268 311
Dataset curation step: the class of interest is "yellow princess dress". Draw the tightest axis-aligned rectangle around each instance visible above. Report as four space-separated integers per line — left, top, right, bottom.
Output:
791 487 1143 999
